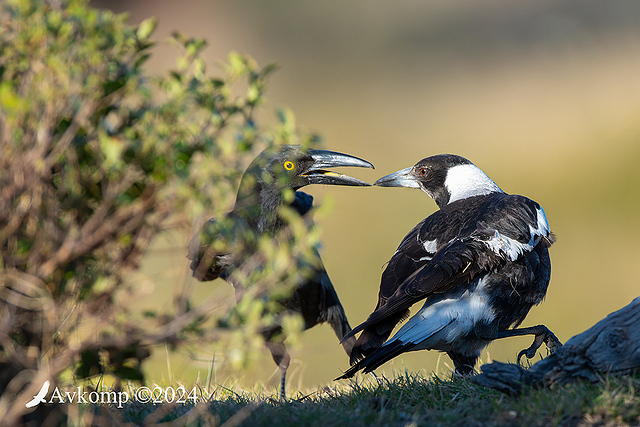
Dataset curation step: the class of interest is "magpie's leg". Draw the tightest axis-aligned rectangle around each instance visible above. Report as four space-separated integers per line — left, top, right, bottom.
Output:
266 340 291 402
447 351 479 375
494 325 562 364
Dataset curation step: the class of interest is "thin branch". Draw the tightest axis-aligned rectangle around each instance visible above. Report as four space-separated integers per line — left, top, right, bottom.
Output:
37 188 156 278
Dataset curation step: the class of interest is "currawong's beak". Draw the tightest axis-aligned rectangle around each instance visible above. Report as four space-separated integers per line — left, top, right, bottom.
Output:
373 166 421 189
302 149 374 186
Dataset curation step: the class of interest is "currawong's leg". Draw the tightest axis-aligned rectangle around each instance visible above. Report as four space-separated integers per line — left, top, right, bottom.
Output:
266 340 291 401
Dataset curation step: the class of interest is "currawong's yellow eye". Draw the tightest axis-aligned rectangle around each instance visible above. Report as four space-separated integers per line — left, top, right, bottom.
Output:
283 160 295 171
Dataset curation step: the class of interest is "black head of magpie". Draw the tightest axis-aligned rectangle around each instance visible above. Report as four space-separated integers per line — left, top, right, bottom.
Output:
337 154 561 379
374 154 502 208
188 144 373 400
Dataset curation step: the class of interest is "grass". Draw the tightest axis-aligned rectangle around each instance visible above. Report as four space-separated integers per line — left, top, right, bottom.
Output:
79 371 640 426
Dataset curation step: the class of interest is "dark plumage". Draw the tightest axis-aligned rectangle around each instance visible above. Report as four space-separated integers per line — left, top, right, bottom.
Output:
188 145 373 399
338 154 561 379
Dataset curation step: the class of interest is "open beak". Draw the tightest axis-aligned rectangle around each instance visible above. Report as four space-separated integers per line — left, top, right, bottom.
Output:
302 149 374 186
373 166 421 188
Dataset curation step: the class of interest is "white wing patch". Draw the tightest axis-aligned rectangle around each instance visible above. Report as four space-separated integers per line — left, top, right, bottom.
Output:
413 236 437 261
532 206 550 238
422 239 438 253
483 231 532 261
483 206 550 261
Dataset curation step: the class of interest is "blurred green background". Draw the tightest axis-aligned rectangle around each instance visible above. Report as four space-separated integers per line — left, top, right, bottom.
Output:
93 0 640 393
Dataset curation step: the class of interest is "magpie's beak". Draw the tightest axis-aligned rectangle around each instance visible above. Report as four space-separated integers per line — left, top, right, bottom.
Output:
301 150 374 186
374 167 421 189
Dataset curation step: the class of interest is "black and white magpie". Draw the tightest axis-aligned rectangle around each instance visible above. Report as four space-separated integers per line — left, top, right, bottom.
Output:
188 145 373 400
337 154 561 379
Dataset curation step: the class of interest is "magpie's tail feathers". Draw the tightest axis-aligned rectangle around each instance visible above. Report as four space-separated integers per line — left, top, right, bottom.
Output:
349 310 410 365
335 362 361 381
340 315 456 379
349 329 389 365
360 340 413 375
335 340 413 380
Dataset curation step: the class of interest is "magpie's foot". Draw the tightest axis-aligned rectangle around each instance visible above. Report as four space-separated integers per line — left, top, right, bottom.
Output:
544 330 563 354
516 327 563 365
517 335 544 364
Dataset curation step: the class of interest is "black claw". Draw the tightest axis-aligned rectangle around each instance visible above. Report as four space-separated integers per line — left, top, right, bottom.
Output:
543 332 562 353
516 349 528 365
516 344 538 365
517 330 563 366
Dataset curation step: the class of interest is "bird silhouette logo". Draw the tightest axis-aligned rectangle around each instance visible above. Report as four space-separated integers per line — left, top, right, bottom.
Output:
25 380 50 408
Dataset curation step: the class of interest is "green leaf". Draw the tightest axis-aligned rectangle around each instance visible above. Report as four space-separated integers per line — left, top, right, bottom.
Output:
260 62 280 78
99 133 125 171
136 17 157 42
228 51 247 76
0 81 24 113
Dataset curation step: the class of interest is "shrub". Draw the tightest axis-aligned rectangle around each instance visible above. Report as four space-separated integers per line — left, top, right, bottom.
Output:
0 0 315 423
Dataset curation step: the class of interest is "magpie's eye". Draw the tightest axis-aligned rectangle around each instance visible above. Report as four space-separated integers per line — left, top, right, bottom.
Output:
283 161 295 171
418 167 428 177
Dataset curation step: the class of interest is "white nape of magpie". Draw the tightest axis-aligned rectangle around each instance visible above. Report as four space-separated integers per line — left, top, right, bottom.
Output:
188 145 373 400
337 154 561 379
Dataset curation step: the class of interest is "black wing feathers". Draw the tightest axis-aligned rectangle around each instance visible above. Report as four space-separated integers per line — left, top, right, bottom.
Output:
346 237 492 341
478 195 540 243
348 193 544 363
